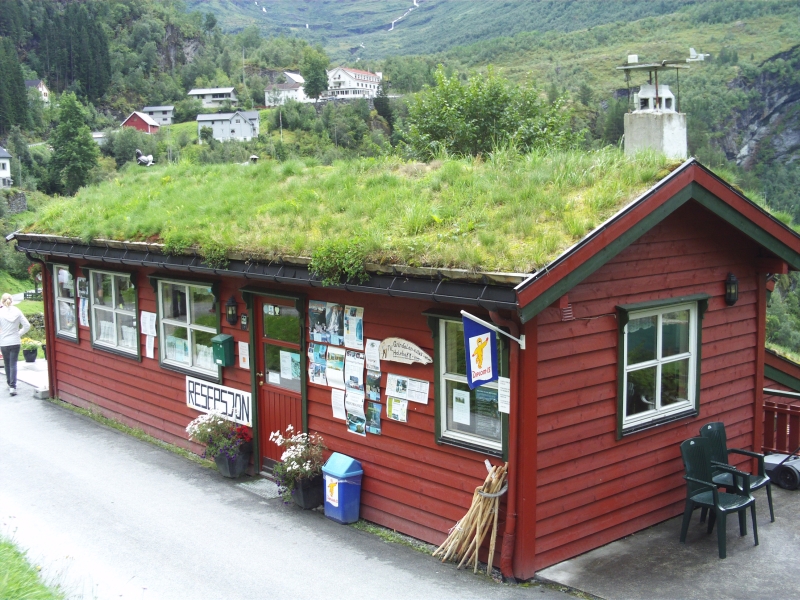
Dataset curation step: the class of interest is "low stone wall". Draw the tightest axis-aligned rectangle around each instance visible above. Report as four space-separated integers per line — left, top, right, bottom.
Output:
5 191 27 214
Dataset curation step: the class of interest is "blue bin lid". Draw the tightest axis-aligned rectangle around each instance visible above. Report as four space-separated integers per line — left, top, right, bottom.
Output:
322 452 364 478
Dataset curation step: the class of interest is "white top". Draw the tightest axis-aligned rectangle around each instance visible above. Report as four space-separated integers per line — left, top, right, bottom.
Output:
0 305 31 347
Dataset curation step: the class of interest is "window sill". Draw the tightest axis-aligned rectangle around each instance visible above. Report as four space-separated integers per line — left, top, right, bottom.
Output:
159 360 221 384
437 435 503 458
620 409 698 438
55 331 79 344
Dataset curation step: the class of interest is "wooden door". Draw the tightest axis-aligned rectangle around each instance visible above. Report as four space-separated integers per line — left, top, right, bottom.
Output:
255 296 305 470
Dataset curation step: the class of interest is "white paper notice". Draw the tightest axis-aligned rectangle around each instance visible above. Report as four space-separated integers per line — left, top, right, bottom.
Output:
386 397 408 422
79 298 89 327
498 376 511 414
345 389 366 418
238 341 250 370
386 373 430 404
344 350 365 391
344 305 364 350
326 346 346 389
331 389 346 420
453 389 471 425
140 311 157 336
365 339 381 371
145 335 154 359
280 350 294 380
268 372 281 384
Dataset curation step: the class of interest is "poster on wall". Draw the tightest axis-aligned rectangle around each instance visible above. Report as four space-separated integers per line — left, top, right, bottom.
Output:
331 388 346 420
345 389 366 436
79 298 89 327
326 347 346 389
238 341 250 370
186 376 251 426
140 311 157 337
366 402 382 435
386 397 408 422
325 303 345 346
345 350 365 391
365 339 381 371
474 387 501 439
344 305 364 350
309 301 329 342
385 373 429 404
452 389 471 425
366 370 381 401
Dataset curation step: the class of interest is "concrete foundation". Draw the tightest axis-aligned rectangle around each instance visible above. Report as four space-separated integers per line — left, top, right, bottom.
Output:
625 112 687 160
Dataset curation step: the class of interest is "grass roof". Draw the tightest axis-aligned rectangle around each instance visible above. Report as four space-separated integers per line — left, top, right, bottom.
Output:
21 149 681 274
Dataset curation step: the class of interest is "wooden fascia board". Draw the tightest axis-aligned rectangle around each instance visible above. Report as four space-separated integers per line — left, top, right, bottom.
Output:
765 351 800 392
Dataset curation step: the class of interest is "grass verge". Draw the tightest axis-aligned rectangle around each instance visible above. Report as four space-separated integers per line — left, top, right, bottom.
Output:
0 271 32 295
46 397 215 469
0 537 65 600
16 299 44 315
350 519 435 554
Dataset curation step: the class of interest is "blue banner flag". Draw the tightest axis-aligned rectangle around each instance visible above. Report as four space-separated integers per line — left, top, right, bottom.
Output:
462 316 498 389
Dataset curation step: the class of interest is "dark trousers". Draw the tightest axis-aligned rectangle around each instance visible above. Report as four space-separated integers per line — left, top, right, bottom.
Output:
1 345 20 388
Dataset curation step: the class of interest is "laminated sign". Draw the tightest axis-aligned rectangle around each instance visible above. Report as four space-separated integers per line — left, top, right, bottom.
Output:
463 316 498 389
325 475 339 507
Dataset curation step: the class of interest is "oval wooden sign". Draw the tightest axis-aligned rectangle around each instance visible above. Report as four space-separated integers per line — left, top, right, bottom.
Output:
379 337 432 365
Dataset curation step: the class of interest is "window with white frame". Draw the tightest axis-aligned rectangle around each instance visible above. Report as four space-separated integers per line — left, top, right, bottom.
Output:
620 300 702 433
157 280 218 376
90 270 138 355
53 264 76 338
437 319 503 454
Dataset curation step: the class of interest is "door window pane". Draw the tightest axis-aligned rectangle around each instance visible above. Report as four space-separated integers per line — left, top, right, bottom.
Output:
57 300 76 334
662 310 690 357
190 286 216 327
662 359 690 406
626 366 657 417
264 343 301 392
263 305 301 343
445 380 501 443
627 316 657 365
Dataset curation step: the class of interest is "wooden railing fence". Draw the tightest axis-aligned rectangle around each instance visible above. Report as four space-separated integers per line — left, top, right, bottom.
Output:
763 388 800 453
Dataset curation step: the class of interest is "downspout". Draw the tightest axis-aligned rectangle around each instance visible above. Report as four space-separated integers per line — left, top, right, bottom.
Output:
489 310 520 583
25 252 56 397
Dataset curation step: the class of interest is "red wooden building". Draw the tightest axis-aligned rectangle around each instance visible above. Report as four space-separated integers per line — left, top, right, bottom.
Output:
120 111 160 134
13 159 800 580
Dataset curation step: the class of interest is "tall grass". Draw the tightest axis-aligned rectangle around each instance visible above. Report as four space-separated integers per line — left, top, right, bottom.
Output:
0 537 65 600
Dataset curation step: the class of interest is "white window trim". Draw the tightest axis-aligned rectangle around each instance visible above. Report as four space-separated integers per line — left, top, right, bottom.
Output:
622 301 698 430
157 280 219 377
53 264 77 339
89 270 138 356
438 319 503 454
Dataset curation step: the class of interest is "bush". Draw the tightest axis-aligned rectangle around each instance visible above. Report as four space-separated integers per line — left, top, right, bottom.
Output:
269 425 326 502
186 412 253 459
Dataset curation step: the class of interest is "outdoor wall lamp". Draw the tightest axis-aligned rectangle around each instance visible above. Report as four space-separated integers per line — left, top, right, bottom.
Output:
725 273 739 306
225 295 239 325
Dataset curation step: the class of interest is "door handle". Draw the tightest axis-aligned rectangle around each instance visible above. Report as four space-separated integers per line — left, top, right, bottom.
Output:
256 372 264 377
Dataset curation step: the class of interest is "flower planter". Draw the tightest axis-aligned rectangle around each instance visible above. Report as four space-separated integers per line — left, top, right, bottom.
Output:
291 474 324 509
214 445 252 479
22 349 38 363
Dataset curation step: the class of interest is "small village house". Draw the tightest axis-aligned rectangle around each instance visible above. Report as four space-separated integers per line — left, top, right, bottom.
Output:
25 79 50 104
321 67 382 100
196 110 260 143
265 72 311 106
0 146 13 188
187 87 238 108
121 111 160 135
142 105 175 126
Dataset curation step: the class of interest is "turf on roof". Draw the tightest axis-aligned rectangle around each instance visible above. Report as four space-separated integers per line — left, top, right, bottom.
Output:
22 149 679 274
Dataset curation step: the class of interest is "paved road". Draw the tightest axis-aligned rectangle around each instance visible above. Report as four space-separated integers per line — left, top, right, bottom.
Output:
0 384 574 600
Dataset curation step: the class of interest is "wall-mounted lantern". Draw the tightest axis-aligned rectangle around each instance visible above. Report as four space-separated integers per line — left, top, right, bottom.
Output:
725 273 739 306
225 296 239 325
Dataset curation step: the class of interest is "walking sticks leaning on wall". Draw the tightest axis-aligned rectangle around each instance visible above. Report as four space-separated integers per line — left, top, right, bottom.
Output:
433 462 508 575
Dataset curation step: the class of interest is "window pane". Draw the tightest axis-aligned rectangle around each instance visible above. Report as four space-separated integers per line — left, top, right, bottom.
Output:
627 316 657 365
444 321 466 375
193 329 215 371
163 324 189 364
626 366 657 417
662 359 690 407
263 304 301 343
115 276 136 312
94 308 115 344
265 343 301 392
57 299 76 334
662 310 690 357
117 313 137 350
161 283 187 322
445 380 501 443
56 267 74 298
190 286 217 328
92 273 112 306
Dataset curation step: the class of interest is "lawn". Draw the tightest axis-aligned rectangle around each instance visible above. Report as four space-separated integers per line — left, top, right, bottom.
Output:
0 271 33 295
0 537 64 600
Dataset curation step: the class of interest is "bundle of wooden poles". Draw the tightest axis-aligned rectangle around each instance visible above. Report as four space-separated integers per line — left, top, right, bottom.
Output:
433 462 508 575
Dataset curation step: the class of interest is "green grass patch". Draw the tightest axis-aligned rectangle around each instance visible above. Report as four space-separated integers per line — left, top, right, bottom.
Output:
350 519 435 554
0 537 65 600
0 271 33 295
21 149 681 273
47 397 215 469
16 300 43 315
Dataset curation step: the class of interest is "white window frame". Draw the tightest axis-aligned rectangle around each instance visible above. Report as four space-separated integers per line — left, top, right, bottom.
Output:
89 270 138 357
621 301 698 431
53 264 77 339
157 279 219 377
437 319 503 454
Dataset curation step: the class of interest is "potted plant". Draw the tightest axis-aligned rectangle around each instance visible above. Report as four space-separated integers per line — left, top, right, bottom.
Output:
270 425 326 509
186 412 253 478
21 338 42 363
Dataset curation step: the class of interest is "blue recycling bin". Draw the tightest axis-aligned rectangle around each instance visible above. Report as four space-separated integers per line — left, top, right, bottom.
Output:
322 452 364 524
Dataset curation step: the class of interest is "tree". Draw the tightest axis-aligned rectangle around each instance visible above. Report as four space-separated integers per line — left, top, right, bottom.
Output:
300 46 329 102
50 92 99 195
0 36 28 134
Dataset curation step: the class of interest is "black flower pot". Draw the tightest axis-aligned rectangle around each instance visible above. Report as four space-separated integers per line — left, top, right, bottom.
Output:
214 447 252 479
292 474 324 509
22 349 38 363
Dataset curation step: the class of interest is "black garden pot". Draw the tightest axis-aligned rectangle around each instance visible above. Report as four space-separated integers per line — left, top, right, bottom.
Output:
214 445 252 479
22 349 38 363
292 474 324 509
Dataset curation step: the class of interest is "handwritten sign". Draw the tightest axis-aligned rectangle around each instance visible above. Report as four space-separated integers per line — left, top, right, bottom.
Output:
379 337 432 365
186 376 252 426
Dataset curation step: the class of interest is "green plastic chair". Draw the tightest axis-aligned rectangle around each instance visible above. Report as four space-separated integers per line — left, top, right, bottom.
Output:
699 422 775 523
679 437 758 559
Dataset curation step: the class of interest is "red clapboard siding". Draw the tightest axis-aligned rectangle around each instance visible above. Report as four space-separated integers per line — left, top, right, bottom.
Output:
533 202 764 571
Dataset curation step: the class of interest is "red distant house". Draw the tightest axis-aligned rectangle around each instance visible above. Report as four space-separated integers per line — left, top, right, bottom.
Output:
121 111 160 134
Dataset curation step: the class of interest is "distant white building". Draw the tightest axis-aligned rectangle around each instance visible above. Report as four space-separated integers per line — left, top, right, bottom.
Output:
25 79 50 104
321 67 382 100
143 105 175 125
187 87 238 108
265 72 312 106
0 146 13 188
196 111 260 143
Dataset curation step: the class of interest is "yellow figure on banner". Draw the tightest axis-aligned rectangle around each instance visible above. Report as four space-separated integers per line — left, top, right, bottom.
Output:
472 335 489 368
328 480 337 497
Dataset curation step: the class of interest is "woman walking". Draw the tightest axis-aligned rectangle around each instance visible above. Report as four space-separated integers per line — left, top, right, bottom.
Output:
0 293 31 396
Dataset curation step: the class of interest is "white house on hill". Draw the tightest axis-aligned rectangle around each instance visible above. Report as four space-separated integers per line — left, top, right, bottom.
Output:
188 87 238 108
0 146 13 188
265 72 312 106
25 79 50 104
143 105 175 125
196 111 260 143
321 67 382 100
